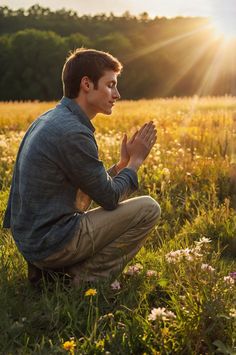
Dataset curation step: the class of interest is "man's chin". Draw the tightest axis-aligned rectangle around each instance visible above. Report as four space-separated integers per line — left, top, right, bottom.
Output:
102 108 113 115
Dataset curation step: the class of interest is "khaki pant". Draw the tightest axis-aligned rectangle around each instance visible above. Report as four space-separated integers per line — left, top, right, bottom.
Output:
34 196 161 282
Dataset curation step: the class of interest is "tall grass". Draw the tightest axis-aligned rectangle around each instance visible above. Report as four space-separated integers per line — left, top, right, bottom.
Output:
0 97 236 354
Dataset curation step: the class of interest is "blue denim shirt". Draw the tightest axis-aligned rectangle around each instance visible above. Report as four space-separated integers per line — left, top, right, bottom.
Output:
3 97 138 262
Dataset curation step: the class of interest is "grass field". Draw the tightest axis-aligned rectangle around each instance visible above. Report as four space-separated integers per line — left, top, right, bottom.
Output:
0 97 236 354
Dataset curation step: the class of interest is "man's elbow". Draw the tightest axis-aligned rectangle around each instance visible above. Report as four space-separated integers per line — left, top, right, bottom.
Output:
101 200 119 211
100 194 119 210
95 189 120 210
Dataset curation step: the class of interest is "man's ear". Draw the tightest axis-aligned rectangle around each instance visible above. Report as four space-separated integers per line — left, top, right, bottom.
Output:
80 76 92 92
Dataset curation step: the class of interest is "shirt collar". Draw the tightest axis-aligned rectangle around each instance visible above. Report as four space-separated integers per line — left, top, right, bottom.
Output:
59 96 95 133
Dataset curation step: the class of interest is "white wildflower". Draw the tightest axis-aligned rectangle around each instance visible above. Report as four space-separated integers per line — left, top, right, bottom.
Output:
146 270 157 277
165 250 182 263
201 263 215 272
165 310 176 319
195 237 211 247
223 276 235 285
111 280 121 290
165 247 202 264
229 308 236 318
148 307 176 321
99 313 114 321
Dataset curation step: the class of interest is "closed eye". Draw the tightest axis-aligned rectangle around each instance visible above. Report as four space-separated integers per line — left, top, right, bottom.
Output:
108 81 117 88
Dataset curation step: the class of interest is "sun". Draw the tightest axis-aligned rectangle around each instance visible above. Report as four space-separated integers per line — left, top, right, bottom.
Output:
210 14 236 40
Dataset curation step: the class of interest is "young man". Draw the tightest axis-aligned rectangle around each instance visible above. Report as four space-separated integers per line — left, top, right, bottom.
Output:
3 48 161 285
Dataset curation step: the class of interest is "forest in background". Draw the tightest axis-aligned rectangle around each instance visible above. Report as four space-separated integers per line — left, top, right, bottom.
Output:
0 5 236 101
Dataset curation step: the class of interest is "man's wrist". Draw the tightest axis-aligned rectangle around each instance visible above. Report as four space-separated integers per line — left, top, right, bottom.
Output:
116 161 127 172
127 158 143 172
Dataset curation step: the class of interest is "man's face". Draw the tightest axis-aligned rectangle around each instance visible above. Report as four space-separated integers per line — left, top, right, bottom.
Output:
87 70 121 116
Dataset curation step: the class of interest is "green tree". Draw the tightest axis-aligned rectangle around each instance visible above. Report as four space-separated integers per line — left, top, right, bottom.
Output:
5 29 67 100
96 32 132 57
64 33 92 52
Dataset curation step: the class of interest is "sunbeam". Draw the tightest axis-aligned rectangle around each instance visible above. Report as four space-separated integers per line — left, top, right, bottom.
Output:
196 40 235 96
123 24 212 64
161 38 213 97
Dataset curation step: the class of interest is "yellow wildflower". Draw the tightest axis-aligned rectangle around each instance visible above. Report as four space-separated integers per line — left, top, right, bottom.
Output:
161 327 169 337
62 338 76 353
95 339 105 349
85 288 97 297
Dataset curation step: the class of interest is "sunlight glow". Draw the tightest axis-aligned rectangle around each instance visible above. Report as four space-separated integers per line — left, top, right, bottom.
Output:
162 40 212 96
211 15 236 40
196 41 228 95
124 19 235 103
124 25 211 64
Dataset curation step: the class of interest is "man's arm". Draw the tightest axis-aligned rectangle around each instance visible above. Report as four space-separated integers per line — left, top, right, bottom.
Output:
60 122 156 211
107 161 125 178
60 130 138 210
75 133 136 211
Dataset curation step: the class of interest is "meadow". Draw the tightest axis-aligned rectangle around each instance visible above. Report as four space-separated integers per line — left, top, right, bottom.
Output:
0 97 236 354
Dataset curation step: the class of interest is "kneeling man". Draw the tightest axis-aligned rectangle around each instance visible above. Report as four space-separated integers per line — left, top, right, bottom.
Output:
3 48 161 285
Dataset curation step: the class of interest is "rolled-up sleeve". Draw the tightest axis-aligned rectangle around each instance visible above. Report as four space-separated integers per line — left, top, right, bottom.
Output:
59 131 138 210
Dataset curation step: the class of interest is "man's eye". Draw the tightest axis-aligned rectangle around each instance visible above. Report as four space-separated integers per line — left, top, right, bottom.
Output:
108 83 115 88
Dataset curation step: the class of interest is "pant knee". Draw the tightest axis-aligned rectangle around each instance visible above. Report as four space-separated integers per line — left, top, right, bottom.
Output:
140 196 161 222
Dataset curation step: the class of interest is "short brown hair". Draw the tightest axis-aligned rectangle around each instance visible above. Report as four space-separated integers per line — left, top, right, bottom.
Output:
62 48 123 98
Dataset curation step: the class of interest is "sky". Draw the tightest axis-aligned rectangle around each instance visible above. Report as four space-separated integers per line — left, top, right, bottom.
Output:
1 0 236 19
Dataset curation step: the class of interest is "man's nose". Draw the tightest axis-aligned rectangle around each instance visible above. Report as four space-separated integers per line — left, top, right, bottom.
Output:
113 88 121 100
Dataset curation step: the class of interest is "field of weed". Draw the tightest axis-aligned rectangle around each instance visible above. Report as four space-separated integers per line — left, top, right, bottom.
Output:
0 97 236 354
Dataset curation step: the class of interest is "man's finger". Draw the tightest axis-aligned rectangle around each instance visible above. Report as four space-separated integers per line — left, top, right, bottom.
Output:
129 131 138 143
149 134 157 148
137 123 147 137
140 121 155 137
146 129 157 144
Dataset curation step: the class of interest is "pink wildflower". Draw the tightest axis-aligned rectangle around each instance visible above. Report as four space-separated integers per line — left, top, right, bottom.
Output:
111 280 121 290
124 264 143 276
146 270 157 277
229 272 236 280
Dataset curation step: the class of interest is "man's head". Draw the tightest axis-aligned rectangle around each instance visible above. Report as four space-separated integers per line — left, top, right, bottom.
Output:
62 48 122 99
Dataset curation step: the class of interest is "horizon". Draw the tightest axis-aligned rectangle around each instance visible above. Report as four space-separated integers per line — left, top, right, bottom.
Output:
1 0 235 19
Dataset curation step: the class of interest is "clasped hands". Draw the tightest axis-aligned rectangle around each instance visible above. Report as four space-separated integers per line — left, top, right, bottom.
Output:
75 121 157 212
117 121 157 172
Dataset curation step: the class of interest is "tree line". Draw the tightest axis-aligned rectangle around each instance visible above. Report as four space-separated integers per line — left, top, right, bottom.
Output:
0 5 235 101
